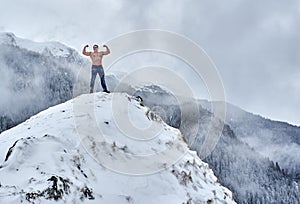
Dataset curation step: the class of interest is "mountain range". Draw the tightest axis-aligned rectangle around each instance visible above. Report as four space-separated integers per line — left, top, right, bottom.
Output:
0 32 299 203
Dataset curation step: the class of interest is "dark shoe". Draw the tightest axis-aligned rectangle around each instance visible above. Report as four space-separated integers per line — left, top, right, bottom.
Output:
90 89 93 93
103 90 110 93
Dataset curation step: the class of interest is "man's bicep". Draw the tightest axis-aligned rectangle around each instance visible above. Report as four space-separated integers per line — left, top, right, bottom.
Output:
101 51 109 55
83 51 91 56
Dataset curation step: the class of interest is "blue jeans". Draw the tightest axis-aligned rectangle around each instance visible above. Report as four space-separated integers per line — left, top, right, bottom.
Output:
90 65 108 92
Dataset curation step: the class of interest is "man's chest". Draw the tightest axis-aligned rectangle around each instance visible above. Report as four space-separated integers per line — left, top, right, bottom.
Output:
91 52 103 60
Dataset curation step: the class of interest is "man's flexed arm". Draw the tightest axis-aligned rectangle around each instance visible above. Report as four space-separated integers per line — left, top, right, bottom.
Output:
102 45 111 55
82 45 91 56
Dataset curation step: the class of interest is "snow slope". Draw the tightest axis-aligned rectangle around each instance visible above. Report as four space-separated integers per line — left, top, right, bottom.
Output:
0 92 235 204
125 86 300 203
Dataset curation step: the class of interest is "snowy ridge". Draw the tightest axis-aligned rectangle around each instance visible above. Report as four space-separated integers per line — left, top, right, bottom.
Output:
133 87 300 203
0 32 76 58
0 92 235 204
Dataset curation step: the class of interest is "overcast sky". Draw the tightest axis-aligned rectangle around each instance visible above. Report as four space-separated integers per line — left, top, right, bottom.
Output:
0 0 300 125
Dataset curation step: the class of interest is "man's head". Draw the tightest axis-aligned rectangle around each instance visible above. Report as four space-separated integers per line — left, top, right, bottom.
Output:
93 44 99 51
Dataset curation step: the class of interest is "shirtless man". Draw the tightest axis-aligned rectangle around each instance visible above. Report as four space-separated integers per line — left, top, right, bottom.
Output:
82 44 111 93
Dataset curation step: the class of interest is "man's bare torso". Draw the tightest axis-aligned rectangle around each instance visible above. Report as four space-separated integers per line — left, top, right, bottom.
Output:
90 52 104 66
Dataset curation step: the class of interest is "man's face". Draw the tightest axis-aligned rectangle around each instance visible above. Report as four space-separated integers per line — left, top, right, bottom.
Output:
93 45 98 51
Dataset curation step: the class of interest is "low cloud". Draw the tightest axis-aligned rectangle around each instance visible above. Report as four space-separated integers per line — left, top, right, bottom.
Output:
0 0 299 124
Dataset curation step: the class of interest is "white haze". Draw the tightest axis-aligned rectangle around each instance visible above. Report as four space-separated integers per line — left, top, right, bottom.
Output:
0 0 300 125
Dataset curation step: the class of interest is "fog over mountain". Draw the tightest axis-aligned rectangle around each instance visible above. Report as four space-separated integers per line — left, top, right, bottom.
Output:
1 0 299 125
134 86 300 204
0 33 299 203
0 32 86 132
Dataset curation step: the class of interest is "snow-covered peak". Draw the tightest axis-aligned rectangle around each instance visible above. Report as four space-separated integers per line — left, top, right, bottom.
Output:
0 32 17 45
0 92 236 204
0 32 77 58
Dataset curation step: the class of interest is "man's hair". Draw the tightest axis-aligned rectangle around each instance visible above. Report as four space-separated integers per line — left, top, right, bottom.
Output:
93 44 99 48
